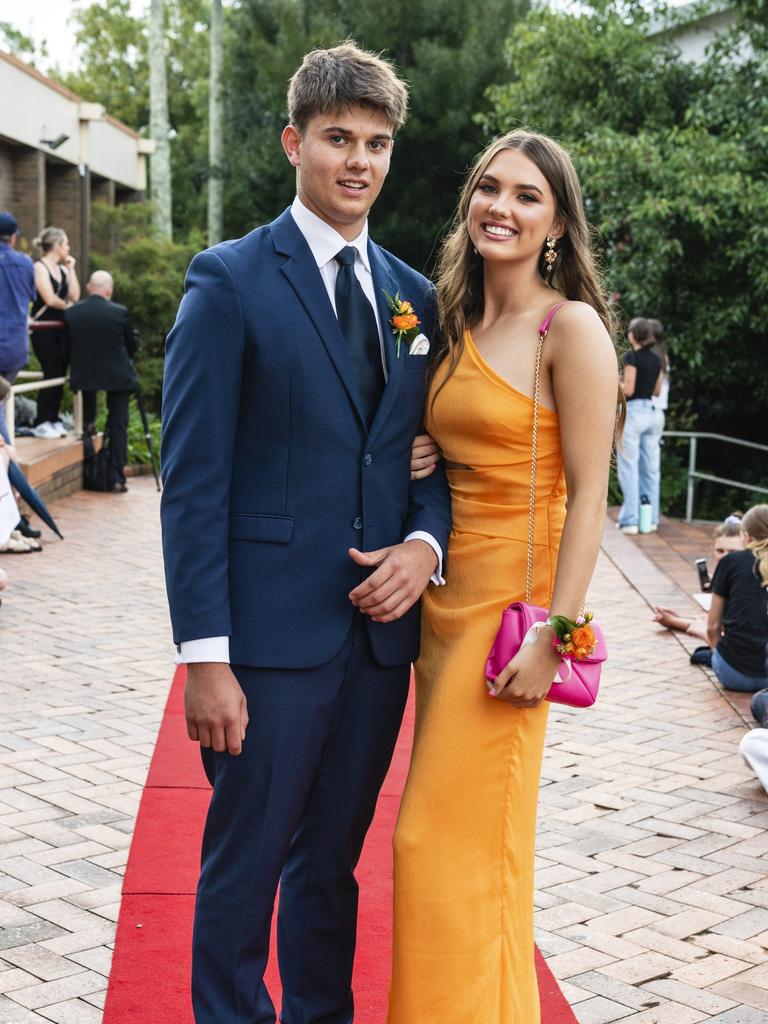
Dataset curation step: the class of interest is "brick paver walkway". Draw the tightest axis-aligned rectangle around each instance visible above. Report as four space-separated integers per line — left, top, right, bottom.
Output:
0 478 169 1023
1 483 766 1022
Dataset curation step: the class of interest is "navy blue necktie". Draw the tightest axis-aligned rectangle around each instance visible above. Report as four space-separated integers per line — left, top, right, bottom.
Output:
334 246 385 426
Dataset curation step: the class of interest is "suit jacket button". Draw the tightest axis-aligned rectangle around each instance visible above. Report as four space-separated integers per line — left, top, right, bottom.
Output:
363 453 373 466
352 517 363 530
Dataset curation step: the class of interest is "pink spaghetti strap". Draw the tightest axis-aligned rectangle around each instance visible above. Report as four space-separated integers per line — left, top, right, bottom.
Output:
538 301 567 338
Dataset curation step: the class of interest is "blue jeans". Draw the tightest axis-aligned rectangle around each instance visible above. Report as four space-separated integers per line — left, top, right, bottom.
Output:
617 399 663 527
712 648 768 693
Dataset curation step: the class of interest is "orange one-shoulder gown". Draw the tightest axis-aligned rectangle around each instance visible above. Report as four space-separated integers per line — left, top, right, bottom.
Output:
388 329 566 1023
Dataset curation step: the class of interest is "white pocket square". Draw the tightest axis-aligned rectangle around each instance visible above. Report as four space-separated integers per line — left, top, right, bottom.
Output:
408 334 430 356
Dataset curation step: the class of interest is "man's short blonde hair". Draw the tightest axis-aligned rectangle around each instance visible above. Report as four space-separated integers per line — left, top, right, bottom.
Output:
287 41 408 134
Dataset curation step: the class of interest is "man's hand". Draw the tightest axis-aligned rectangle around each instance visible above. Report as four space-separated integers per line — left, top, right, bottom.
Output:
348 539 438 622
185 663 249 755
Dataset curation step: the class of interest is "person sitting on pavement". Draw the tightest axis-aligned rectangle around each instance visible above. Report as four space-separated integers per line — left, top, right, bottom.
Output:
738 545 768 792
31 226 81 440
0 437 40 553
0 212 36 441
706 504 768 692
653 515 744 641
64 270 138 494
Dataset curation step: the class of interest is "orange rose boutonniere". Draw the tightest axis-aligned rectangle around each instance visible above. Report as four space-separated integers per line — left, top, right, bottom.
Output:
384 291 422 358
548 612 599 661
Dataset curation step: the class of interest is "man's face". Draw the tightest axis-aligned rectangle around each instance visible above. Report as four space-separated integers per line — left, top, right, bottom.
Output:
282 105 394 240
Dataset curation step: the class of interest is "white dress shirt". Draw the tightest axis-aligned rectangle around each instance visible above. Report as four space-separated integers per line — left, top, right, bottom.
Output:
179 197 444 665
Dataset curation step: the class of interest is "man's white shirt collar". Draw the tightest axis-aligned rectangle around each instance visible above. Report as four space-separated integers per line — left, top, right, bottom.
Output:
290 195 371 274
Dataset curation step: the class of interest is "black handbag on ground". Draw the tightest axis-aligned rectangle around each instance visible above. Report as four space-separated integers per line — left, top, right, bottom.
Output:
82 429 113 492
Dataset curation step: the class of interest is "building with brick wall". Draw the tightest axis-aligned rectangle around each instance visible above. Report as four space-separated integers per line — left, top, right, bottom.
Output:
0 49 153 272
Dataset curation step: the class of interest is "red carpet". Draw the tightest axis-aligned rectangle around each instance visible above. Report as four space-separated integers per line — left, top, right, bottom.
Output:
104 666 577 1022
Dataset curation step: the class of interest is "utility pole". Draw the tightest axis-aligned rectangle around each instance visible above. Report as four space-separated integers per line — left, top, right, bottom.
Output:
149 0 172 239
208 0 224 245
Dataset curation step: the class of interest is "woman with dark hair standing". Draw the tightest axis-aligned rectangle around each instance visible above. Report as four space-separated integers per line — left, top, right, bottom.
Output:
388 130 622 1022
616 317 664 533
31 226 80 439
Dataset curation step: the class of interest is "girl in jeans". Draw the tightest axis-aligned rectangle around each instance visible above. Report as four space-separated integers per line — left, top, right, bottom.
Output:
616 317 664 533
708 504 768 692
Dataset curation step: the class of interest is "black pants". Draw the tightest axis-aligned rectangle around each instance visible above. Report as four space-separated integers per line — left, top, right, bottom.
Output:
83 390 132 485
32 330 70 425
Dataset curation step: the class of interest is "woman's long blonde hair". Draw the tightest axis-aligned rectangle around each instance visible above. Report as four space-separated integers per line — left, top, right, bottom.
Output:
743 504 768 587
430 129 624 428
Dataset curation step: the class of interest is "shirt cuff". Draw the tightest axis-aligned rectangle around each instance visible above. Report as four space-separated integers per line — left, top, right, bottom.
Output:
404 531 445 586
176 636 230 664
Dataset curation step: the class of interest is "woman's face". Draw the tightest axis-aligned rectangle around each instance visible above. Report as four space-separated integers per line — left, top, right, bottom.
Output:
713 532 743 563
53 234 70 261
467 148 561 269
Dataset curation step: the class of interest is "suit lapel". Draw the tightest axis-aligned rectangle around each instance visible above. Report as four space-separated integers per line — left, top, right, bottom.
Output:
367 242 405 442
271 211 368 428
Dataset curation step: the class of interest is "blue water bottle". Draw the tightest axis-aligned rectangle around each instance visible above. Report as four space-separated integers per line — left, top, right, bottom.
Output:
638 494 652 534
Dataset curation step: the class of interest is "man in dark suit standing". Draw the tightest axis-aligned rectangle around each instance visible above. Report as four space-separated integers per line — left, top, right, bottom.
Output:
65 271 138 493
161 42 451 1024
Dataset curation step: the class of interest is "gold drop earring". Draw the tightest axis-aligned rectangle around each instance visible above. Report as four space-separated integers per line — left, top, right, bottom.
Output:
544 235 558 272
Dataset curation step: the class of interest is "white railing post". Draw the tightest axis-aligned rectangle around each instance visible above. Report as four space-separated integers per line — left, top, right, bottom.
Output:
74 390 83 437
685 436 697 523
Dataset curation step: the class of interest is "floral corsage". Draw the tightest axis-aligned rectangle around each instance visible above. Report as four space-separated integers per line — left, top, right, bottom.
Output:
383 291 421 358
548 613 599 660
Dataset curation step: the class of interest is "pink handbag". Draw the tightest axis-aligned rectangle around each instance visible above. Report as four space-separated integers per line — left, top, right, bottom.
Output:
485 601 606 708
484 304 606 708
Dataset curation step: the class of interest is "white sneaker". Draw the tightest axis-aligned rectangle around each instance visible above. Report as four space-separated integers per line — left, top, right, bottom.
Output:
32 421 61 439
650 524 658 532
52 420 68 438
620 524 639 535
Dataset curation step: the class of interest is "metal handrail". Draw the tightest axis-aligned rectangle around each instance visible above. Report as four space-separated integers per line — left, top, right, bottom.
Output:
6 378 83 444
663 431 768 521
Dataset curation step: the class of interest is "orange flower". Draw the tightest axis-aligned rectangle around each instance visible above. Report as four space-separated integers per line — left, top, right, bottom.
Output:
392 313 420 331
570 625 596 655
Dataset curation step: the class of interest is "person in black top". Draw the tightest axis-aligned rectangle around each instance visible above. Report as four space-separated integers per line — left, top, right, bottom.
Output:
65 271 138 493
31 226 81 438
707 504 768 691
616 317 664 534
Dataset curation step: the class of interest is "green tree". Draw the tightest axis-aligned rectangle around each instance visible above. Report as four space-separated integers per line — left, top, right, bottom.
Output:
484 0 768 478
58 0 211 237
0 20 48 65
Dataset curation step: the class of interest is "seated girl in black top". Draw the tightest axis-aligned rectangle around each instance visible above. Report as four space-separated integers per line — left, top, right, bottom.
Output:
708 504 768 691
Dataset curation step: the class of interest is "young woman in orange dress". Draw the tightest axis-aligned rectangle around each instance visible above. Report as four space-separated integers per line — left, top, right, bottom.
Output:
389 130 623 1022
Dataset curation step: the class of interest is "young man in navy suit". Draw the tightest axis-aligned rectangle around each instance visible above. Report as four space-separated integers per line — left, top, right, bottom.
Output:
161 42 450 1024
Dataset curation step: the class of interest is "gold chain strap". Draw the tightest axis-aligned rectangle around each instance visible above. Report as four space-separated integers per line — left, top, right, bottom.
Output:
524 328 546 604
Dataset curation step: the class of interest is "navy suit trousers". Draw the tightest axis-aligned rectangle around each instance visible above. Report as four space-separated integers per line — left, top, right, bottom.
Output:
192 614 410 1024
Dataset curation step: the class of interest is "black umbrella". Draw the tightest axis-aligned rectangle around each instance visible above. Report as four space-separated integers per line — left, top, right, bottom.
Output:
7 461 64 539
133 387 161 492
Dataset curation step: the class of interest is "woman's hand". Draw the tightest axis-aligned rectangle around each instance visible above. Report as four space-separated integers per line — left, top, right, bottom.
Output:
410 433 440 480
488 630 561 708
63 254 76 271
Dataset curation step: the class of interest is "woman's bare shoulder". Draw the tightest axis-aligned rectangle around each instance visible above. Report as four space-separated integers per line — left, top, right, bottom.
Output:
548 300 606 333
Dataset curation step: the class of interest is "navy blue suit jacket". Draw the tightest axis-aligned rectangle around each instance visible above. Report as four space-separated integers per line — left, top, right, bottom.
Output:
161 208 451 669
